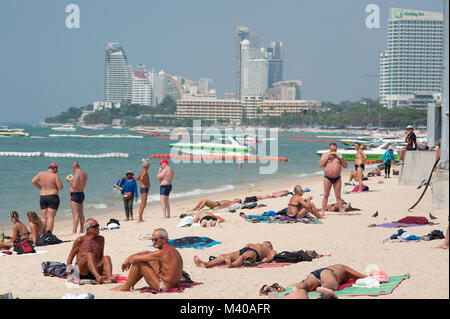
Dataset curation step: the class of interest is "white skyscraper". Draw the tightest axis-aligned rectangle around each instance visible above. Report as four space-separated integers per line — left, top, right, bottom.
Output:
379 8 444 108
240 40 269 97
104 43 133 102
131 65 151 106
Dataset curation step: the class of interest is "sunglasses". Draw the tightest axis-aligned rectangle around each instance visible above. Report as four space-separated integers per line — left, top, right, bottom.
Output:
151 237 161 242
88 223 99 229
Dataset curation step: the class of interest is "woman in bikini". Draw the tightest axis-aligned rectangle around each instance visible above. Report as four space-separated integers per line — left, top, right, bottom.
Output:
0 211 31 250
287 185 323 219
27 211 46 245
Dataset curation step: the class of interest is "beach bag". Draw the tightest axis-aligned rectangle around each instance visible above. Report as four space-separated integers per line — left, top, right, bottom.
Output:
273 250 313 263
41 261 67 277
392 169 399 175
36 231 63 246
112 177 124 194
123 192 134 199
13 238 35 254
352 185 369 192
241 202 257 209
377 163 385 170
107 219 120 227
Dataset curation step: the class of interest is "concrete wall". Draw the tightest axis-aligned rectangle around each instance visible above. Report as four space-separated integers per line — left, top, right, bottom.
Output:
431 170 449 209
399 151 438 186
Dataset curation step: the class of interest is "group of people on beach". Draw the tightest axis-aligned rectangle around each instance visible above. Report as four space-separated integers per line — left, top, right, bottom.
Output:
3 124 447 299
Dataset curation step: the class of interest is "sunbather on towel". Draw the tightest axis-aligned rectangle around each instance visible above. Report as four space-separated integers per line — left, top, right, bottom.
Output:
66 218 115 283
192 211 224 227
189 198 242 212
194 241 277 268
111 228 183 291
325 200 351 212
287 185 323 219
282 264 367 299
243 190 292 203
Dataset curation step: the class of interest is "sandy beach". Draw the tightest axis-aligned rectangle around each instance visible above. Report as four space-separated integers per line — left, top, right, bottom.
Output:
0 169 448 299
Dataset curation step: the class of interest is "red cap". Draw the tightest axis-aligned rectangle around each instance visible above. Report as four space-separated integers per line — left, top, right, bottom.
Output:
49 163 58 170
159 159 169 165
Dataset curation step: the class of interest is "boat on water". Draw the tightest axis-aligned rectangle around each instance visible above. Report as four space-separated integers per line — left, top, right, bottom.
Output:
0 126 30 137
169 136 254 157
51 125 76 132
80 125 106 130
315 142 400 162
131 127 171 135
48 134 143 139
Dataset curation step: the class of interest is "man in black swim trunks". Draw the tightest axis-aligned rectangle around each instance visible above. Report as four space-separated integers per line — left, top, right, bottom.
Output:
136 159 150 223
31 163 63 233
67 161 88 234
193 241 276 268
354 143 367 193
192 211 225 227
319 143 347 216
282 264 367 299
157 159 174 219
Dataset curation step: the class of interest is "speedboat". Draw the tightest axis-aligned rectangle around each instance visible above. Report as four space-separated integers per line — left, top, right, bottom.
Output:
51 125 76 132
315 142 400 161
169 136 253 157
0 126 30 137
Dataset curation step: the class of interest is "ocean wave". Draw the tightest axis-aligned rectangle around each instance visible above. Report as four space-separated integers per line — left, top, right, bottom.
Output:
145 184 236 202
296 171 323 178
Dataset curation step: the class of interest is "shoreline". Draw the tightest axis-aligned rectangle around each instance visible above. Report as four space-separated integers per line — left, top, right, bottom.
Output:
0 165 448 299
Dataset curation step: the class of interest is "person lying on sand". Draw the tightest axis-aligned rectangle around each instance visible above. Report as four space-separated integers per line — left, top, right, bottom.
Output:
66 218 115 283
367 168 381 177
325 200 352 212
243 190 292 203
287 185 323 219
194 241 276 268
189 198 242 212
192 211 224 227
111 228 183 291
282 264 367 299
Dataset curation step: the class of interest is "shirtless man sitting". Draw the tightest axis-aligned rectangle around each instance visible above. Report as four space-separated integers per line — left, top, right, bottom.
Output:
194 241 277 268
31 163 63 232
287 185 323 219
112 228 183 291
189 198 242 212
66 218 114 283
192 211 225 227
319 143 348 216
282 264 367 299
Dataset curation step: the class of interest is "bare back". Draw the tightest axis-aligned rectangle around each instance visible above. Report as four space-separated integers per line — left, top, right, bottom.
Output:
33 171 63 195
157 244 183 286
71 168 88 192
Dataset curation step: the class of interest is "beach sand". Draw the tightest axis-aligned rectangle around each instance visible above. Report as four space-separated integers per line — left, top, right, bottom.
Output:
0 170 448 299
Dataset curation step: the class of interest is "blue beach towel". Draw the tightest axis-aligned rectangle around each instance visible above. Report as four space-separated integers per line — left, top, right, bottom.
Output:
149 236 222 249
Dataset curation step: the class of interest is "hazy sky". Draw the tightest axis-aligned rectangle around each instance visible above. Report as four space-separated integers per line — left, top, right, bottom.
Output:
0 0 444 123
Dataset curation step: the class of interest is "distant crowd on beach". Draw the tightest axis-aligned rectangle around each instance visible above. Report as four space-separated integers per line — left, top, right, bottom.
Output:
1 123 447 299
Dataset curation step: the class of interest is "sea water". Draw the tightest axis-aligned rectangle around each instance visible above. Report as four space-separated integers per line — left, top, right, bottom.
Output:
0 123 345 224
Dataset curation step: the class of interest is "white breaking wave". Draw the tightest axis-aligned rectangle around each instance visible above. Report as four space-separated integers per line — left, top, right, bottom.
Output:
145 184 236 203
297 171 323 178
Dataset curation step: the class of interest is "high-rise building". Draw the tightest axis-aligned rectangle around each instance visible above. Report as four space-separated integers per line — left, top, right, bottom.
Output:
240 40 268 97
131 64 151 106
379 8 444 108
267 41 284 89
235 26 260 99
198 78 213 94
266 80 302 100
104 43 133 103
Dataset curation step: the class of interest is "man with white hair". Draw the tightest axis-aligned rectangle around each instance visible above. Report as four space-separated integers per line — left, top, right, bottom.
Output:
66 218 114 283
112 228 183 291
136 159 150 223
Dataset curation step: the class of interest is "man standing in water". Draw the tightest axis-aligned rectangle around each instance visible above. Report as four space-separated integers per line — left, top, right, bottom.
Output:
354 143 367 193
157 159 174 219
67 161 88 234
136 159 150 223
319 143 348 216
31 163 63 232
